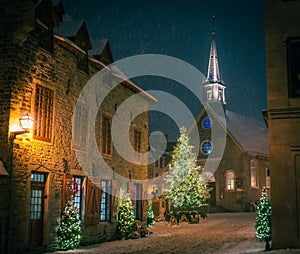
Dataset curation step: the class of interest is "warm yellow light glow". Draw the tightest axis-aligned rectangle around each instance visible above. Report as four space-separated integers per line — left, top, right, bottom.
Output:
19 114 34 130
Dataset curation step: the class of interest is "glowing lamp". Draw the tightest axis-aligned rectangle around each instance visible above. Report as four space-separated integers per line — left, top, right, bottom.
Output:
19 114 34 131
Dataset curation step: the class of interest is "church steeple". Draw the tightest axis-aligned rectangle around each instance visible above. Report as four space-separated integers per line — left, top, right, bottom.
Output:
203 16 226 109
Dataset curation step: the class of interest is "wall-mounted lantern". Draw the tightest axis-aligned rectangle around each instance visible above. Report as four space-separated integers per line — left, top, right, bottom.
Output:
10 113 34 139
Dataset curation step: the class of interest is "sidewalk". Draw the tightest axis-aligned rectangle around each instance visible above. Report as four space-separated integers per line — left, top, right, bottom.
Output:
46 213 300 254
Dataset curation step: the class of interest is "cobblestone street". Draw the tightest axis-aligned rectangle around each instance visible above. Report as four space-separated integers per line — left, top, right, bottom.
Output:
48 213 272 254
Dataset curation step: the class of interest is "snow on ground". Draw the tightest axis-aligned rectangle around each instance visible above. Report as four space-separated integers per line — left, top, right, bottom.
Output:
49 213 300 254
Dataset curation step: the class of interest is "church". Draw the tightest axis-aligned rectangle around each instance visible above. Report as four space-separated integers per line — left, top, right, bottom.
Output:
190 25 269 212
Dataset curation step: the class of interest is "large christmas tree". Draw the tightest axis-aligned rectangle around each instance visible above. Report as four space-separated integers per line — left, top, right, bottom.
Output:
116 193 137 239
255 187 272 251
164 127 210 211
57 200 82 250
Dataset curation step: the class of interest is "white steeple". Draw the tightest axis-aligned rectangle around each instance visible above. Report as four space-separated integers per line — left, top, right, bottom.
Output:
203 16 226 108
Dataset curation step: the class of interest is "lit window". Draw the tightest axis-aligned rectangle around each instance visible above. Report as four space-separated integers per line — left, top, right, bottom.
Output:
201 140 212 155
30 172 47 220
202 117 211 129
34 85 54 142
102 115 112 156
134 129 141 162
250 159 258 188
226 170 235 191
72 176 83 219
100 180 111 222
207 88 212 100
265 168 271 188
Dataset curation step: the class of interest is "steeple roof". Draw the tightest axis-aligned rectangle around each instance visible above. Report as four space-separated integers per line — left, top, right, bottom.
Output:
206 16 223 84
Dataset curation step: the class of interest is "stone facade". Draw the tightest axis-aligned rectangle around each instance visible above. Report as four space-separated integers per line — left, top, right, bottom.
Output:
0 0 154 253
264 0 300 249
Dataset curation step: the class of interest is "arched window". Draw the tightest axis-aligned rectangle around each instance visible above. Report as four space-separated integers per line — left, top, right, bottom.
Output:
226 170 235 191
250 159 258 188
201 140 213 155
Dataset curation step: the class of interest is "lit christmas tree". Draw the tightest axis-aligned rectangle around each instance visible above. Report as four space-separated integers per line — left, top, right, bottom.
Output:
147 200 155 227
116 193 137 239
255 187 272 251
57 200 82 250
164 127 210 211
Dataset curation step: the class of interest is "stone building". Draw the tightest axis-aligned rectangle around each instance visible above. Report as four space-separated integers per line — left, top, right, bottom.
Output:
264 0 300 249
190 26 269 212
0 0 155 253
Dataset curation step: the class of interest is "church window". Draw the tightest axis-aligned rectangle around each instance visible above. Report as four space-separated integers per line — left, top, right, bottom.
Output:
202 117 211 129
226 170 235 191
201 140 212 155
207 88 212 100
250 159 259 188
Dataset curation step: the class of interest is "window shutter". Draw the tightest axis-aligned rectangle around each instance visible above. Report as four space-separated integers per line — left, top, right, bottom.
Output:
84 179 102 225
62 173 72 211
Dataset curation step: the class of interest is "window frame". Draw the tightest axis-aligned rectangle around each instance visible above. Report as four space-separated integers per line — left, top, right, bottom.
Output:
225 170 235 191
34 84 54 142
100 180 111 222
101 114 112 157
250 159 259 189
134 129 142 163
287 37 300 98
73 103 89 150
201 140 213 155
72 176 84 220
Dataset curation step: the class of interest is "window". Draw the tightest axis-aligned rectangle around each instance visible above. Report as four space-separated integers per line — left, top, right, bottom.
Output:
73 103 88 149
201 140 212 155
134 129 141 162
287 38 300 98
266 168 271 189
226 170 235 191
202 117 211 129
100 180 111 222
78 54 89 74
34 85 54 142
134 183 142 220
102 115 112 156
250 159 258 188
207 88 212 100
72 176 84 219
30 172 47 220
36 22 54 53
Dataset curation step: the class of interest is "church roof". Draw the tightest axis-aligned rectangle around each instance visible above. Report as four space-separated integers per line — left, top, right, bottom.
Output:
54 19 84 38
225 110 268 156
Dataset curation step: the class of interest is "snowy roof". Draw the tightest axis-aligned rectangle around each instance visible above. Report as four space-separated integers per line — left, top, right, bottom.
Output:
89 39 109 57
225 110 268 156
54 19 84 37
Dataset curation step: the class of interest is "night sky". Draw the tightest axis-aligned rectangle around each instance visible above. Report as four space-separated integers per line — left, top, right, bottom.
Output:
63 0 266 141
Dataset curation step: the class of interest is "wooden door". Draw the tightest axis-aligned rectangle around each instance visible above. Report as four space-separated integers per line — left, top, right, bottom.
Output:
28 173 46 249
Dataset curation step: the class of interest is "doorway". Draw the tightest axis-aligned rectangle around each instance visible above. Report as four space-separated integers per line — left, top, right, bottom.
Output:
28 172 47 249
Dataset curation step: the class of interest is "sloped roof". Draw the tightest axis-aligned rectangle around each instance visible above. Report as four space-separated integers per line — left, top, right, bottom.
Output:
54 19 84 38
89 39 109 57
226 110 268 156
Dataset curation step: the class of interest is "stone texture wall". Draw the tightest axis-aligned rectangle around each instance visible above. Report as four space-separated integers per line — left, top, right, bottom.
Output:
0 1 150 252
265 0 300 249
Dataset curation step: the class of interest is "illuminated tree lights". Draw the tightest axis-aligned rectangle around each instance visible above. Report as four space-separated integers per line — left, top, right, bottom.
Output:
147 200 155 227
164 127 210 211
57 200 82 250
116 193 137 239
255 187 272 251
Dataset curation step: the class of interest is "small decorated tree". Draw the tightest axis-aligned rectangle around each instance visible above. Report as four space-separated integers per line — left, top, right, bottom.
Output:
164 127 210 211
116 193 137 239
147 200 155 227
57 200 82 250
255 187 272 251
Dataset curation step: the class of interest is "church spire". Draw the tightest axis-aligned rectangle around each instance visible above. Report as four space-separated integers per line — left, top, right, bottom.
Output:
203 16 226 108
207 16 220 83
